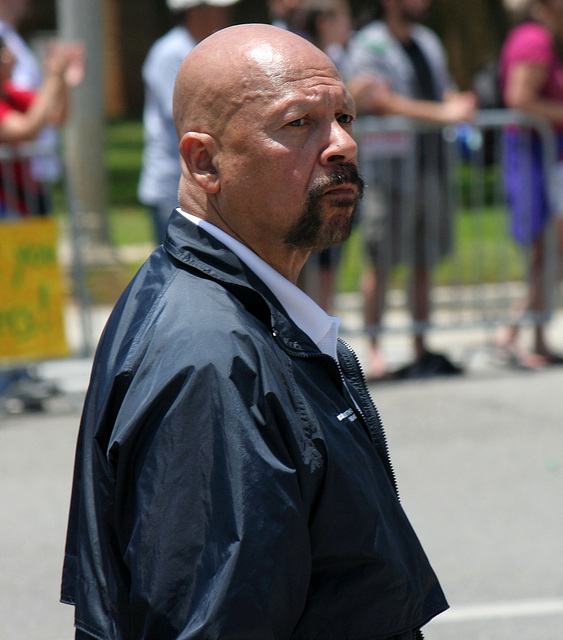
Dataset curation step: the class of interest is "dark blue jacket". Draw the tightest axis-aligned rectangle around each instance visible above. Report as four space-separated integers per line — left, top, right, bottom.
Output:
61 211 447 640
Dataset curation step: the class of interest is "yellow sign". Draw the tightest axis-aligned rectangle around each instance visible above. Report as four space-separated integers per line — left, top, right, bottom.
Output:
0 217 69 361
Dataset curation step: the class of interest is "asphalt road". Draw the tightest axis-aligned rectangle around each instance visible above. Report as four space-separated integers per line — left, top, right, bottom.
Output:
1 359 562 640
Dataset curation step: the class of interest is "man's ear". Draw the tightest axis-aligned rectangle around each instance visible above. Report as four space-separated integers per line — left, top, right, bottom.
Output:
178 132 220 193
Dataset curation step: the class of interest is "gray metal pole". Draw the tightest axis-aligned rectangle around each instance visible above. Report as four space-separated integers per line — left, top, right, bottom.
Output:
56 0 110 245
56 0 110 356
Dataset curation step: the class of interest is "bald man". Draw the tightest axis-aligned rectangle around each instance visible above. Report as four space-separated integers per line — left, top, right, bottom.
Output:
61 25 447 640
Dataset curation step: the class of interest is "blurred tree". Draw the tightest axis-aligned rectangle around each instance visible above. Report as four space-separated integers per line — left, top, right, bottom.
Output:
428 0 509 90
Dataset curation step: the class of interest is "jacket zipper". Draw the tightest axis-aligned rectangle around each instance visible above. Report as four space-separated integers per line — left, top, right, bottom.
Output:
338 338 400 499
271 333 428 640
271 330 399 499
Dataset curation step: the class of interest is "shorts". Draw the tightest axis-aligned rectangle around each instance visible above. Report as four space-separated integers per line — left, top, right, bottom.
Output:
361 167 452 269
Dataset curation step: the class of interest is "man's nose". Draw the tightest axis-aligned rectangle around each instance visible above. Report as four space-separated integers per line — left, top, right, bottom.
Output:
320 121 357 165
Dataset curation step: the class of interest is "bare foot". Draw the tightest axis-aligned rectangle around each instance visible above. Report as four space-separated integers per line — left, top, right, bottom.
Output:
493 341 547 370
364 346 389 381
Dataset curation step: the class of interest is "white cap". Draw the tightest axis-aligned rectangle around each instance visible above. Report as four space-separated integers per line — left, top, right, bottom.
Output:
167 0 239 10
502 0 534 13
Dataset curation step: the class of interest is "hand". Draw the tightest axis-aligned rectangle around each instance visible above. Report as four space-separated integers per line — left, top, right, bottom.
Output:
441 91 478 123
42 39 73 79
348 73 394 115
64 42 86 87
42 39 85 87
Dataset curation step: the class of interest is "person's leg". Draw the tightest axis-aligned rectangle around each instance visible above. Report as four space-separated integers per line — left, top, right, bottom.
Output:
360 183 392 379
317 246 342 314
318 265 336 315
394 169 462 378
495 131 554 367
406 180 433 363
532 218 563 361
494 233 553 368
362 263 389 379
411 264 430 360
150 202 176 245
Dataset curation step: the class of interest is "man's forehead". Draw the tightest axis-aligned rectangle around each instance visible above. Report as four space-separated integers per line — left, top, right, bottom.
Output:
247 42 285 71
246 40 340 83
177 30 352 131
238 67 354 123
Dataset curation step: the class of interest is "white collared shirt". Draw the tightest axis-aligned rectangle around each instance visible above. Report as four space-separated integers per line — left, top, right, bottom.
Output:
178 209 341 360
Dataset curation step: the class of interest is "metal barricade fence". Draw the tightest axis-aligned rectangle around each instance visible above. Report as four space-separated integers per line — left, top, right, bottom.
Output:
336 110 561 339
0 140 93 412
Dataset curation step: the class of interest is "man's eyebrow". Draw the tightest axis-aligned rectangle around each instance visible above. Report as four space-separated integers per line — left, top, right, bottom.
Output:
341 96 356 113
279 89 355 111
272 94 317 118
342 98 357 117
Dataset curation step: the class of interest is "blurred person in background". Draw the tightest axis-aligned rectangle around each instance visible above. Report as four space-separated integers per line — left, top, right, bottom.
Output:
138 0 239 244
0 0 83 194
0 33 82 412
297 0 353 74
0 36 82 217
268 0 305 32
0 0 38 87
295 0 354 312
497 0 563 367
346 0 477 380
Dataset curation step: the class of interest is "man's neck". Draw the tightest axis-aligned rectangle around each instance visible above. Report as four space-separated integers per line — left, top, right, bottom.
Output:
184 8 225 45
183 14 206 44
0 6 22 29
385 14 413 44
179 200 309 285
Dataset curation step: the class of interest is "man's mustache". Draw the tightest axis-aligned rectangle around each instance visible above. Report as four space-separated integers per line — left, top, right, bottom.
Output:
310 163 365 200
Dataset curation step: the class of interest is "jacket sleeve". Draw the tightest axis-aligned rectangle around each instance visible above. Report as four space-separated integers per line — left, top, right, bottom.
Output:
108 349 317 640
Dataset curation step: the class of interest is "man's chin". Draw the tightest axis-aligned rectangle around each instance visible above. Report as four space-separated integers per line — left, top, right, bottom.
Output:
315 210 355 250
285 198 358 251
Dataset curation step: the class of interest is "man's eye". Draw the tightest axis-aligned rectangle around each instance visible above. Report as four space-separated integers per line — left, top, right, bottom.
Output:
288 117 307 127
338 114 354 125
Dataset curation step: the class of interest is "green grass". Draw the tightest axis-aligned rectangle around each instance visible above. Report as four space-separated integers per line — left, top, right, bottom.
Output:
99 118 527 303
437 206 525 286
106 119 153 246
107 119 146 207
338 201 527 294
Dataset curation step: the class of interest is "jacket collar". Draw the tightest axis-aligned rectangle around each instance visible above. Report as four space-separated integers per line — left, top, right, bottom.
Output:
162 210 322 356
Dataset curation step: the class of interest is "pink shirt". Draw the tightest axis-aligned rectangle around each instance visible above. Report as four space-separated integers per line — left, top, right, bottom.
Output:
500 22 563 102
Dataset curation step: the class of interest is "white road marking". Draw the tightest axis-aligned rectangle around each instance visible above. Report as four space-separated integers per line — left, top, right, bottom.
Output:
432 598 563 624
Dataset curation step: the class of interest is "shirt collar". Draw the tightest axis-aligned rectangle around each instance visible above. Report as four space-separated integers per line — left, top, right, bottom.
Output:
178 209 341 360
